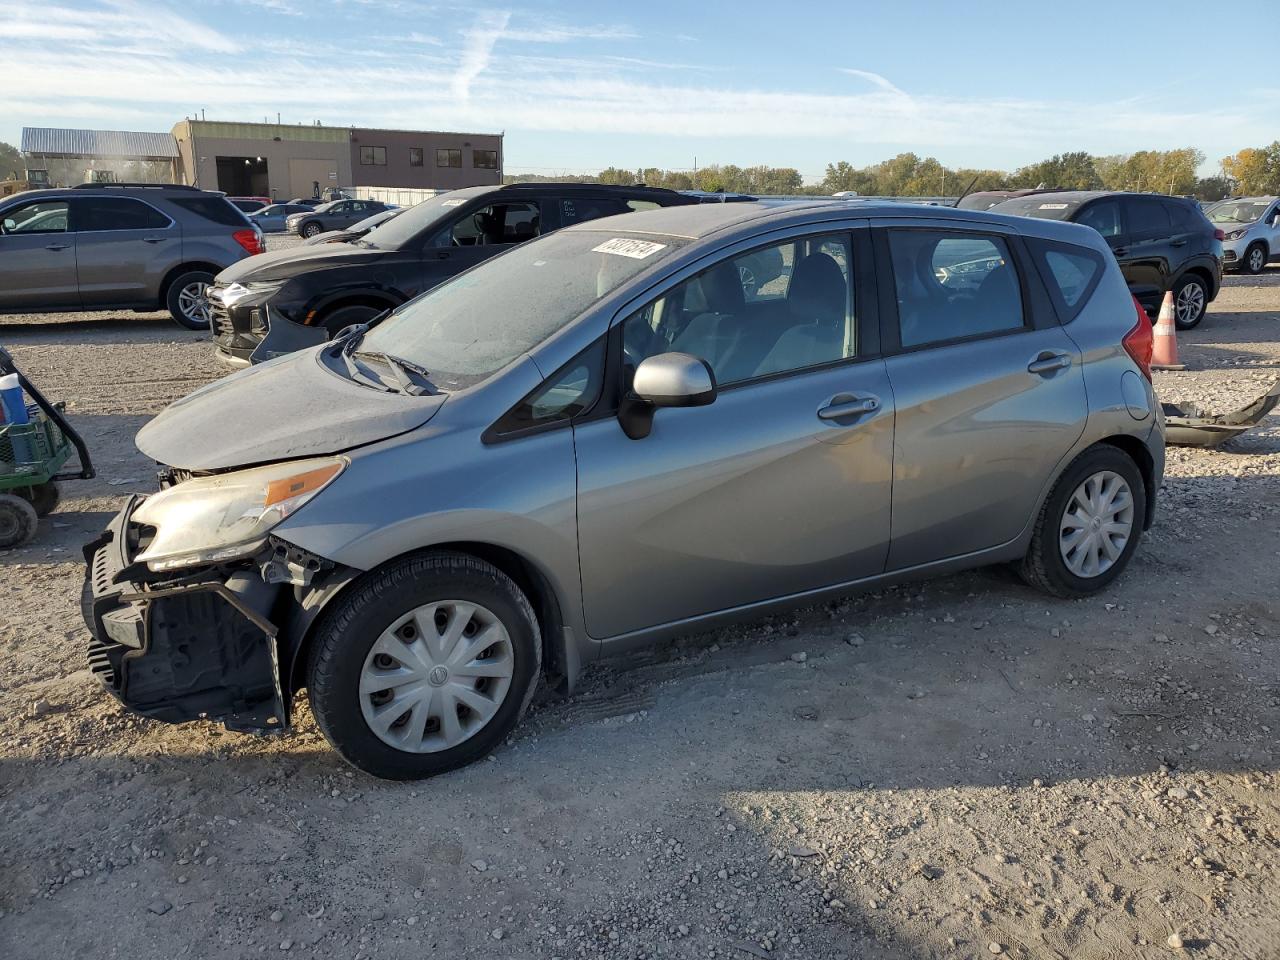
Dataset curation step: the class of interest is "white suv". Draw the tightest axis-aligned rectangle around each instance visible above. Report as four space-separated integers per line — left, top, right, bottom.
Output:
1206 196 1280 275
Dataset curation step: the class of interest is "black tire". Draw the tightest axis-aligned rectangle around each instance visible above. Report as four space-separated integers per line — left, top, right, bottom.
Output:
318 303 385 337
1242 242 1268 276
306 551 541 780
1019 445 1146 599
165 269 216 330
301 221 324 239
19 481 60 517
0 494 39 548
1172 273 1208 330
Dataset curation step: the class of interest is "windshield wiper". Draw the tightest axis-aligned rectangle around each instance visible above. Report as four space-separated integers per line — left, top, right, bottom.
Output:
352 351 436 396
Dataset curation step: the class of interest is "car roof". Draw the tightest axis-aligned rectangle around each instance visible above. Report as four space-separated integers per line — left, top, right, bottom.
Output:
0 183 220 204
559 198 1088 241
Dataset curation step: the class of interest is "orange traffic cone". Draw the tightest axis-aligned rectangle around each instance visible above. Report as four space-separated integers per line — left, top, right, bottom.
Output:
1150 291 1186 371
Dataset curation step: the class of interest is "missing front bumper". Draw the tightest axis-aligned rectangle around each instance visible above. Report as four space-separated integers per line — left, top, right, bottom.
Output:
82 499 289 733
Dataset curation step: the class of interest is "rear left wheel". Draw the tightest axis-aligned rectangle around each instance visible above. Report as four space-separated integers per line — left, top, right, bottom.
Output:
1019 445 1145 598
0 494 39 548
166 270 215 330
1172 274 1208 330
307 552 541 780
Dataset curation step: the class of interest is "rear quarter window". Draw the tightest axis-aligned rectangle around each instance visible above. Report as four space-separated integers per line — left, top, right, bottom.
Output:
169 196 251 227
1025 237 1105 322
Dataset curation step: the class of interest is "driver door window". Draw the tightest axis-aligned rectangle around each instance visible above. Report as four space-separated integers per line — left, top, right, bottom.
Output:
439 202 541 247
622 233 855 386
2 201 70 234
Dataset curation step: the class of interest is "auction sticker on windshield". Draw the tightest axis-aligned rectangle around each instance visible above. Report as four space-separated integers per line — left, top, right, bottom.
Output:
1039 203 1069 210
592 238 668 259
441 198 467 207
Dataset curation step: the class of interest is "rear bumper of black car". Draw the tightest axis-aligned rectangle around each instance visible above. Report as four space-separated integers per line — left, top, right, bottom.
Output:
81 497 289 733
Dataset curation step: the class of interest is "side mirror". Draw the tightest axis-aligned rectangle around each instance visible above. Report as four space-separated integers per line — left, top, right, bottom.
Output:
618 352 717 440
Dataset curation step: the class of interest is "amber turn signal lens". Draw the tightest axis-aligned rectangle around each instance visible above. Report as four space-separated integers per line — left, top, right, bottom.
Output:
265 462 343 507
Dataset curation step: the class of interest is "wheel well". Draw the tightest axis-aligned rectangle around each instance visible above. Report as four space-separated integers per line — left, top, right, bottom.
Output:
285 542 569 696
1178 265 1215 297
159 262 222 303
312 294 398 328
1247 238 1269 256
1098 435 1156 530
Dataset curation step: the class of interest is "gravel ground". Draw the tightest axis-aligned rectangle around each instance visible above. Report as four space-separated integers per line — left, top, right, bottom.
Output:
1 258 1278 960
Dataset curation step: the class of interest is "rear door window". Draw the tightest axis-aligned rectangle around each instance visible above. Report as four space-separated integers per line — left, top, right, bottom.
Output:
1074 200 1122 238
77 197 171 231
1123 196 1172 239
560 197 630 225
888 230 1024 349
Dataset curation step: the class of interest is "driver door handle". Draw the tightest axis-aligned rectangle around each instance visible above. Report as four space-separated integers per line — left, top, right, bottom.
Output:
44 242 71 251
818 395 880 420
142 237 168 244
1028 352 1071 375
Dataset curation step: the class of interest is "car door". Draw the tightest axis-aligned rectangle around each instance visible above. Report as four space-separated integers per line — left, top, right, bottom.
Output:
421 200 543 290
573 226 895 640
0 198 79 309
71 195 177 306
1117 195 1173 305
876 223 1088 570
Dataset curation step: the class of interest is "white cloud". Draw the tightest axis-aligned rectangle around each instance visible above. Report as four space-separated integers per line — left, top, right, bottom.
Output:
838 68 906 97
451 9 511 102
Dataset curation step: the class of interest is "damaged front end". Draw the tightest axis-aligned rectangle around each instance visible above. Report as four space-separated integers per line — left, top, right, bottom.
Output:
82 476 352 734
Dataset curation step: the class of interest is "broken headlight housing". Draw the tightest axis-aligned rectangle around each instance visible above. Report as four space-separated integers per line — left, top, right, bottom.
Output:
132 457 346 572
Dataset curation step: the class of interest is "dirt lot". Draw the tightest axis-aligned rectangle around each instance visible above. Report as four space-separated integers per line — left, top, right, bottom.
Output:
1 254 1278 960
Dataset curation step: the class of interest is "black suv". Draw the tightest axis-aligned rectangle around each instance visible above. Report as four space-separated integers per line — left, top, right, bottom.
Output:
210 183 699 365
989 191 1222 329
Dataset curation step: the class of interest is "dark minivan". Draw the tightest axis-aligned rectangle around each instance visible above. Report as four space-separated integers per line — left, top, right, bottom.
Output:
990 191 1222 329
210 183 699 365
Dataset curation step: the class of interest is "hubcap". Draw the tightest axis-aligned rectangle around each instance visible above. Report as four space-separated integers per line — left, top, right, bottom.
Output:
1249 248 1265 272
359 600 515 753
1175 282 1204 325
1059 470 1134 578
178 282 211 325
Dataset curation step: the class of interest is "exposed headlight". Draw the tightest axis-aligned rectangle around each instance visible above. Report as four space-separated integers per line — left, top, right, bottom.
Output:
1225 229 1247 241
220 280 287 308
132 457 346 571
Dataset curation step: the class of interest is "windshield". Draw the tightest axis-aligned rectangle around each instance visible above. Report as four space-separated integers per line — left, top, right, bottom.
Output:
352 209 400 232
358 229 686 390
361 193 476 249
1206 199 1274 224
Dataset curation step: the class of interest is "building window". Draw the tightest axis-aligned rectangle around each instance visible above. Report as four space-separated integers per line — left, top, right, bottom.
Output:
473 149 499 169
360 146 387 166
409 147 423 167
436 148 462 168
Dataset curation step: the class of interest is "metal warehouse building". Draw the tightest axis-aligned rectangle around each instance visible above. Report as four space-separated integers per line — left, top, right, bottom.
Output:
170 120 503 200
19 127 180 187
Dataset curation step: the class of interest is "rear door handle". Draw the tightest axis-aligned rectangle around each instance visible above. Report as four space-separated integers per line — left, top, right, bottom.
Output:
1170 239 1187 247
1028 352 1071 375
818 395 881 420
1112 247 1128 256
44 242 70 251
142 237 168 244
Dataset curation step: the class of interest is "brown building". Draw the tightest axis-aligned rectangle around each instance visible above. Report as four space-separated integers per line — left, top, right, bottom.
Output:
169 119 503 200
349 128 503 191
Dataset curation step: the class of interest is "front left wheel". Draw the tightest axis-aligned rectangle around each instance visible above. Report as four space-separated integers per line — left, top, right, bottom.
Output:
307 552 541 780
301 222 324 239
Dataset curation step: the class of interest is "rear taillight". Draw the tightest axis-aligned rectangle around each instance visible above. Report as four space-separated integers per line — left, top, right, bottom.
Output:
1213 228 1225 242
1123 294 1154 383
233 228 264 255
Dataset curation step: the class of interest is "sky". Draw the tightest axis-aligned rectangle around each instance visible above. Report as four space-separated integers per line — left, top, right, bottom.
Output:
3 0 1277 182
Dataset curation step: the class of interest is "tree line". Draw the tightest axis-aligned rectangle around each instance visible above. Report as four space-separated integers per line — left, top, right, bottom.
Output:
507 142 1280 200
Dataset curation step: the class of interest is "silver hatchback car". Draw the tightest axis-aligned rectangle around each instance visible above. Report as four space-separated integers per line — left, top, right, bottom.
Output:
83 201 1164 779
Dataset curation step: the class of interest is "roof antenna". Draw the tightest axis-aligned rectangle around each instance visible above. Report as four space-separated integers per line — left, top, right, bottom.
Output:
952 174 979 208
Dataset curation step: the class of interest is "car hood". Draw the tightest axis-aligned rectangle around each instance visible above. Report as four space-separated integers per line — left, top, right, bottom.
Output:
136 348 445 471
216 242 391 283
